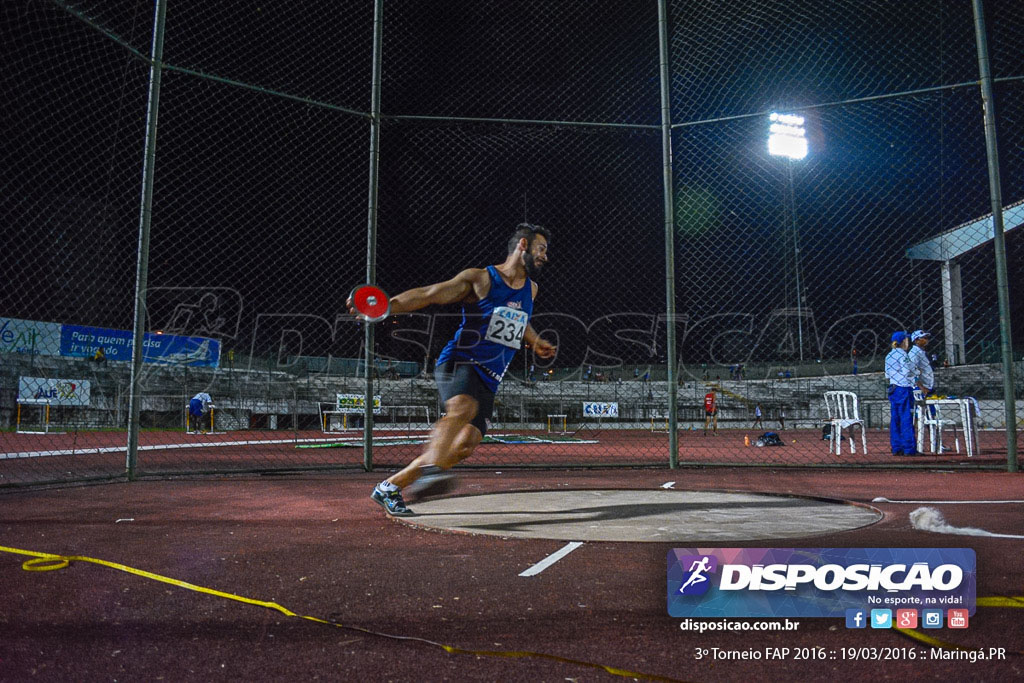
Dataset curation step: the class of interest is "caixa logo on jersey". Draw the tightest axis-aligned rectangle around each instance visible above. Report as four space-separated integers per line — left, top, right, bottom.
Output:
667 548 976 618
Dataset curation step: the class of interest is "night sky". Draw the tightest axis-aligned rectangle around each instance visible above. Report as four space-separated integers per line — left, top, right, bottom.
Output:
3 0 1023 374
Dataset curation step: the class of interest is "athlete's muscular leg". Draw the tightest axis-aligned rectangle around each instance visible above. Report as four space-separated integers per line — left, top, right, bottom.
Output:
441 423 483 468
387 394 477 489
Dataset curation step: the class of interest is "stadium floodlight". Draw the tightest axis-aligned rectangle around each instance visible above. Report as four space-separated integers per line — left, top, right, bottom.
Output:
768 112 809 360
768 112 807 160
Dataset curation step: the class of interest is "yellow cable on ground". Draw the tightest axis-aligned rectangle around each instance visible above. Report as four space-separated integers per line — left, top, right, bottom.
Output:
0 544 685 682
897 626 1024 655
4 543 1021 668
895 627 970 651
977 596 1024 608
895 595 1024 654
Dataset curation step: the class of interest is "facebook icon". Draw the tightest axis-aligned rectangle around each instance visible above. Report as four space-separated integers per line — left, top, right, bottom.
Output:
845 608 867 629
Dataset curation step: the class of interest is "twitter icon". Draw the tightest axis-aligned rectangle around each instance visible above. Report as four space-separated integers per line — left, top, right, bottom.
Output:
870 609 893 629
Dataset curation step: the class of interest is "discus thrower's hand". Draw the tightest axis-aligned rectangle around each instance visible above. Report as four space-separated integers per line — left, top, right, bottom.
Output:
533 337 557 359
346 295 357 317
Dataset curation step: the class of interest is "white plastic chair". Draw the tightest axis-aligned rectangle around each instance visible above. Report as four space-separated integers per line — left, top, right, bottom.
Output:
823 391 867 455
914 390 960 454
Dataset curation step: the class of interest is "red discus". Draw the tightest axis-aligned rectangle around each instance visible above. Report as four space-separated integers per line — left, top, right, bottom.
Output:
349 284 391 323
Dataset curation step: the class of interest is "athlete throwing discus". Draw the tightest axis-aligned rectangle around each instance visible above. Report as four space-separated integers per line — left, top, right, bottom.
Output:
349 224 557 516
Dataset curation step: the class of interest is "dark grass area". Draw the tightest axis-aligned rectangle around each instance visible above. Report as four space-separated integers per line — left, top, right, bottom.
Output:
2 468 1023 681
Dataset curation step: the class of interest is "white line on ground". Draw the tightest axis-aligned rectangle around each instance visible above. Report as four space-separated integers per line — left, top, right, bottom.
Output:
661 482 675 489
519 542 584 577
0 436 355 460
909 507 1024 539
3 430 586 460
873 497 1024 504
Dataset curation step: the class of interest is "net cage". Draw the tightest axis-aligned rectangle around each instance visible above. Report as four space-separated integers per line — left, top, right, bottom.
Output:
1 0 1022 486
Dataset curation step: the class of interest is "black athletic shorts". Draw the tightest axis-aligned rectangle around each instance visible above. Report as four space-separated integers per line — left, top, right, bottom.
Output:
435 360 496 436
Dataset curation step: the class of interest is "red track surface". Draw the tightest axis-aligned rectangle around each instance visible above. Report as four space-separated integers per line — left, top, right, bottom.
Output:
2 468 1023 681
1 427 1015 487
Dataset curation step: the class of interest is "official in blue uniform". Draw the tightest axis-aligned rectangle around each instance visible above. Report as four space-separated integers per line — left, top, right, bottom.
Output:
188 392 213 433
909 329 934 395
350 224 557 516
885 331 916 455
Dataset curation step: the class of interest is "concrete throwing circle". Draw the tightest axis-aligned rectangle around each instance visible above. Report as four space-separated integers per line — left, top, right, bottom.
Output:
403 490 881 542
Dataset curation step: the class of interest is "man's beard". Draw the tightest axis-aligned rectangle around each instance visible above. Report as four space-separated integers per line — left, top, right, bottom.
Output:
524 252 543 279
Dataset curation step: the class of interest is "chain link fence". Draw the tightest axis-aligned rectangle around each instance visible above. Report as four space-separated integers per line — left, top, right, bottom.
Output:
2 0 1021 487
668 0 1022 465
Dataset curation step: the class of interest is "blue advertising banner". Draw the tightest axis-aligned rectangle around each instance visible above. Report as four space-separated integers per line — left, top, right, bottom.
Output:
60 325 220 367
668 548 976 618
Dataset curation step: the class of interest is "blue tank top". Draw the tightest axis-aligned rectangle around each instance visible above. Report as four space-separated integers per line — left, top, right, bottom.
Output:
436 266 534 392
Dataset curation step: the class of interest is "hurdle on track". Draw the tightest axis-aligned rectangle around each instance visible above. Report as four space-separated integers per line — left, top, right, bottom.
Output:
650 413 670 433
321 404 431 434
185 404 218 434
15 400 62 434
546 414 569 435
320 402 358 433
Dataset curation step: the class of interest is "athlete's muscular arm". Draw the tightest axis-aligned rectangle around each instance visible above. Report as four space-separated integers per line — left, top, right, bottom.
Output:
523 282 556 358
523 325 556 359
348 269 489 316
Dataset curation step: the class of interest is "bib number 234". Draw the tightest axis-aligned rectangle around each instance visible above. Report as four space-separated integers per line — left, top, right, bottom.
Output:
485 307 528 349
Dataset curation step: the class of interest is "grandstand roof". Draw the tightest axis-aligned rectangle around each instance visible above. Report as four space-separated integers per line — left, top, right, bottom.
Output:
906 197 1024 261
